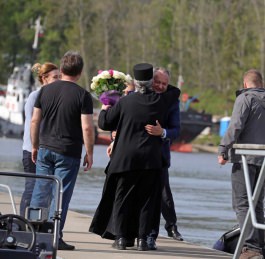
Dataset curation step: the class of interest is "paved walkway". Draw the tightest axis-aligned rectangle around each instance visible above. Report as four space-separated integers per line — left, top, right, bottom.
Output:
0 192 232 259
58 210 232 259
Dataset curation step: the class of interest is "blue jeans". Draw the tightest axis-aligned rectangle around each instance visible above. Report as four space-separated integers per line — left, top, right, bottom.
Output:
30 147 80 238
21 150 36 217
231 163 264 252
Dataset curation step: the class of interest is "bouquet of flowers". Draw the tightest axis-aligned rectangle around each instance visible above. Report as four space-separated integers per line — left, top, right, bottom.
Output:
91 69 132 105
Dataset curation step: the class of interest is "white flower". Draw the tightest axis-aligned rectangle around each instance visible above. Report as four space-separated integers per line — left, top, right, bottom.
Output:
90 68 132 97
92 76 99 83
100 71 111 79
112 70 120 79
125 74 132 83
91 82 97 90
102 85 108 91
113 71 126 80
119 72 126 80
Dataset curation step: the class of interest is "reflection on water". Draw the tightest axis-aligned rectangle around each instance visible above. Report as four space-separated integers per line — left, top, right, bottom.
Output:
0 137 237 249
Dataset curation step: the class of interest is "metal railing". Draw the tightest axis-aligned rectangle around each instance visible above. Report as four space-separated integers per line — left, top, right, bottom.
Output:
0 183 17 214
0 171 63 259
232 144 265 259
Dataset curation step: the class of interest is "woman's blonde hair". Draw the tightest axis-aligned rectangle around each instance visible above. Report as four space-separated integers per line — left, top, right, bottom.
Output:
31 62 58 85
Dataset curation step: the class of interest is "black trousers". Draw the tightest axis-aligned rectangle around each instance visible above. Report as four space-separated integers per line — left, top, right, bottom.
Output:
162 167 177 229
20 150 36 216
151 167 177 238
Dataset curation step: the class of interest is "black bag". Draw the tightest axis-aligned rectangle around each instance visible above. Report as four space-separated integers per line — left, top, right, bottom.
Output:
213 225 240 254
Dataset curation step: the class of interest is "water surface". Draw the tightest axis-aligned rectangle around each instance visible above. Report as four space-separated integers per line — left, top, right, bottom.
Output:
0 137 236 248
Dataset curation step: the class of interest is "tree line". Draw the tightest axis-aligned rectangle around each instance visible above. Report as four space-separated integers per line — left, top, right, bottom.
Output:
0 0 264 115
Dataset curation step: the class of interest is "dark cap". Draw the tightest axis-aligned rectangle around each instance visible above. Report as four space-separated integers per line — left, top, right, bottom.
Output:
133 63 153 81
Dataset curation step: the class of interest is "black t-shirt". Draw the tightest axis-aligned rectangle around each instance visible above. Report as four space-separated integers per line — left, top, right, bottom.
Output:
35 80 93 158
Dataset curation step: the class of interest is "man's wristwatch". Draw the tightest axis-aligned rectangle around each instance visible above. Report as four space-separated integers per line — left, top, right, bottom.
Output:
161 128 167 139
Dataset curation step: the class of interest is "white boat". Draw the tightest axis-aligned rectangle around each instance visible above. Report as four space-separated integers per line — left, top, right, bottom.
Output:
0 64 35 138
0 17 42 138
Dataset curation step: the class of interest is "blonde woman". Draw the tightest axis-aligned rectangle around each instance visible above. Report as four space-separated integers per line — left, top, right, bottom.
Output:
20 62 59 217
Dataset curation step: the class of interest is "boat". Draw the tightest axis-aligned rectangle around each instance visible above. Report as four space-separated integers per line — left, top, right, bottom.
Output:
0 16 42 139
177 110 212 144
0 64 35 138
170 94 212 152
178 94 212 143
170 111 212 153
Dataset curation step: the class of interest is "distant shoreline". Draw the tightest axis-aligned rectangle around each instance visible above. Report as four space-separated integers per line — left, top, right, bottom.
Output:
192 144 218 154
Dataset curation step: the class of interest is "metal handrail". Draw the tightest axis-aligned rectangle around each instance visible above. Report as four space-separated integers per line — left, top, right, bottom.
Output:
0 171 63 259
0 184 17 214
232 144 265 259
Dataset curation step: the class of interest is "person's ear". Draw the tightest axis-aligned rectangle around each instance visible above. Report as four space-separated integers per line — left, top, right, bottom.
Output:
42 75 47 84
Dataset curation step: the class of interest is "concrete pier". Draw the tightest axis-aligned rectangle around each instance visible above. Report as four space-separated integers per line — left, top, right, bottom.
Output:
59 210 232 259
0 192 232 259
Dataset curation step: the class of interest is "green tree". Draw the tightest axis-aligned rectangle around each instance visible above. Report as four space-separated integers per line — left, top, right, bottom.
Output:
0 0 264 116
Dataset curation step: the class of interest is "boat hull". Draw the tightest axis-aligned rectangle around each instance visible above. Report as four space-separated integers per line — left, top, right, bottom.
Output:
176 111 212 144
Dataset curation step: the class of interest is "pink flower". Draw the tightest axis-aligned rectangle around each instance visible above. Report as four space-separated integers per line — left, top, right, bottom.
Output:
108 69 114 76
98 70 103 74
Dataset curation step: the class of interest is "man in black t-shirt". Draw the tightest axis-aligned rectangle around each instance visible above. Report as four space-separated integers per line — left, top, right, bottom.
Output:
30 51 94 250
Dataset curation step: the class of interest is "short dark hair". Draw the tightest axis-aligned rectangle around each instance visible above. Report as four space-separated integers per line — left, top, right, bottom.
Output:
244 69 263 87
60 51 83 76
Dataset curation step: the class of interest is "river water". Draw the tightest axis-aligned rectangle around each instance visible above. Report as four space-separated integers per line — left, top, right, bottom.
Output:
0 137 236 249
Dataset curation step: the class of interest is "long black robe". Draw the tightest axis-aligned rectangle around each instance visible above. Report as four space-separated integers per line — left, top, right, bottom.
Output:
89 87 180 240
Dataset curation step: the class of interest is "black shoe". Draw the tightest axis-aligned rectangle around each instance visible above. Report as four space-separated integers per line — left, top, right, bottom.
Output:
126 238 135 247
58 238 75 250
167 225 184 241
112 237 126 250
137 238 149 251
147 236 157 250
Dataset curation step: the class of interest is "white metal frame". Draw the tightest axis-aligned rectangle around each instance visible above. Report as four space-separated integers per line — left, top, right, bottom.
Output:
233 144 265 259
0 184 17 214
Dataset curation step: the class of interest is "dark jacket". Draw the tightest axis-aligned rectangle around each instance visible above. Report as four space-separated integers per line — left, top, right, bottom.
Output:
98 87 180 174
162 100 180 168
